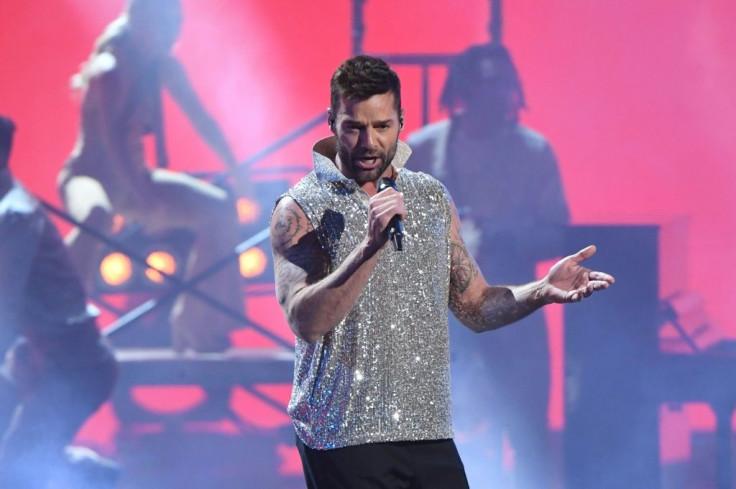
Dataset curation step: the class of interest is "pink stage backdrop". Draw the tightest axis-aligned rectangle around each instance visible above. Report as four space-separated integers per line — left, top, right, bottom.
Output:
2 0 735 474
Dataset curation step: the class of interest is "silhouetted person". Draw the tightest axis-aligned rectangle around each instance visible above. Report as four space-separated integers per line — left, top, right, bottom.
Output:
0 115 119 489
58 0 245 352
408 43 570 488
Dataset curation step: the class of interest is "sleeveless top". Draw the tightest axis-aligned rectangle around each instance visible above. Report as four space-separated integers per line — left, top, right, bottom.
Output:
281 138 454 449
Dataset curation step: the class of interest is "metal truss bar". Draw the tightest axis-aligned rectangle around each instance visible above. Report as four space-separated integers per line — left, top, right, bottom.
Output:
40 200 292 349
213 114 324 185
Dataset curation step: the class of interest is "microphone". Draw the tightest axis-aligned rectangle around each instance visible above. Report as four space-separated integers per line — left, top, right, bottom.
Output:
377 177 404 251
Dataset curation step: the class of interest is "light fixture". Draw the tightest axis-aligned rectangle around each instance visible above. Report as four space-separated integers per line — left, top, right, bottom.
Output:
145 249 179 284
99 252 133 287
239 247 268 279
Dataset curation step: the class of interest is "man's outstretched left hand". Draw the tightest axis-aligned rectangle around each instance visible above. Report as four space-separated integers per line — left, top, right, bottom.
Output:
542 245 615 303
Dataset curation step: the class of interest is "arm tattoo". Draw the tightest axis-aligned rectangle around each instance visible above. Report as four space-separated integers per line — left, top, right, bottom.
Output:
278 232 327 285
450 240 477 294
272 204 328 305
272 205 306 249
274 254 304 289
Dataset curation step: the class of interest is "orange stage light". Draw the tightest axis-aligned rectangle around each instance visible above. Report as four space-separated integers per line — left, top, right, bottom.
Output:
239 247 268 278
236 197 261 225
145 250 178 283
99 252 133 286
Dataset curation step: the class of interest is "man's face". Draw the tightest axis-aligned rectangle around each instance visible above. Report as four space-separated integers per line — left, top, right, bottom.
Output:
465 57 520 122
333 92 401 186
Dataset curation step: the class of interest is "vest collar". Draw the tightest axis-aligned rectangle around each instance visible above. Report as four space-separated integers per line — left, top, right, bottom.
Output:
311 136 412 186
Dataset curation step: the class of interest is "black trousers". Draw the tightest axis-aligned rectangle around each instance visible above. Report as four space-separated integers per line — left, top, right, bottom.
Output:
297 437 470 489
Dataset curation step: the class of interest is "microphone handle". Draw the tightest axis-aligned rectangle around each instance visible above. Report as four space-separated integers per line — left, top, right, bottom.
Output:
377 177 404 251
389 216 403 251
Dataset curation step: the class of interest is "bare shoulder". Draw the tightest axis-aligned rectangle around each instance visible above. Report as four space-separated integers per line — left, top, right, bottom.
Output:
83 51 122 89
270 196 311 252
80 52 126 114
86 52 118 79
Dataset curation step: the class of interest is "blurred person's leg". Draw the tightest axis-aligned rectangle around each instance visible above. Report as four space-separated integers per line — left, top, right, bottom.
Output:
144 169 243 352
60 176 115 293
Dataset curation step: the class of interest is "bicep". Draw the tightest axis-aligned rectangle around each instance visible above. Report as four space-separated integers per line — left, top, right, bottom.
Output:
270 198 328 309
447 202 486 315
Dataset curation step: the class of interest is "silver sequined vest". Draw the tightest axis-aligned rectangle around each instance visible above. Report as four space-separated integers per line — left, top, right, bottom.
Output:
283 146 454 449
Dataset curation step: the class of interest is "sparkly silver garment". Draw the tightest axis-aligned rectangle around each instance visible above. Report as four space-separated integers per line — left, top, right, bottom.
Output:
283 137 454 449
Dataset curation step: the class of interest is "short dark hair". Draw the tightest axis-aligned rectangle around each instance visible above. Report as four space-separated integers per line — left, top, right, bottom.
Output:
330 55 402 120
440 43 526 113
0 115 16 170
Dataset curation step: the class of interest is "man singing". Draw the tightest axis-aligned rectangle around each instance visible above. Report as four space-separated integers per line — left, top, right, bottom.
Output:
270 56 614 488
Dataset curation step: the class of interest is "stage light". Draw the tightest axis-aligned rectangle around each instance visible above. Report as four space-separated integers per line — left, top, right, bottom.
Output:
237 197 260 225
99 252 133 286
94 226 192 294
145 250 178 284
239 247 268 278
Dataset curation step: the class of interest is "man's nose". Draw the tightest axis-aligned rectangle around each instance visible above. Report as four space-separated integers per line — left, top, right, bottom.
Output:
359 128 376 149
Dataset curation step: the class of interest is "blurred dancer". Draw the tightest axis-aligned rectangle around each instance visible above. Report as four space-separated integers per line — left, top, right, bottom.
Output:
408 44 570 488
0 115 118 489
58 0 245 352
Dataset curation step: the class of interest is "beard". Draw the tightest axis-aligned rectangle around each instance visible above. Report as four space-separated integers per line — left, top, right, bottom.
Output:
336 137 398 185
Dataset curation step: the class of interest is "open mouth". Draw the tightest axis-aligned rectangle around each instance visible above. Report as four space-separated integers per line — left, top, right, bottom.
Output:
355 156 380 170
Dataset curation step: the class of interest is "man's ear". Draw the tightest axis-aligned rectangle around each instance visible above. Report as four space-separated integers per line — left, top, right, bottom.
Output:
327 108 336 133
399 109 405 130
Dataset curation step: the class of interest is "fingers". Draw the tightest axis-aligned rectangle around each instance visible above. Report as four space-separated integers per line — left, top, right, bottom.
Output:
367 189 405 246
570 244 597 264
370 189 406 224
589 270 615 284
583 280 610 296
372 188 406 212
567 279 611 302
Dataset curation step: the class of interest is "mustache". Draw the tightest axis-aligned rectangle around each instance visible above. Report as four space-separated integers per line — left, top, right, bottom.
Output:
353 151 383 158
